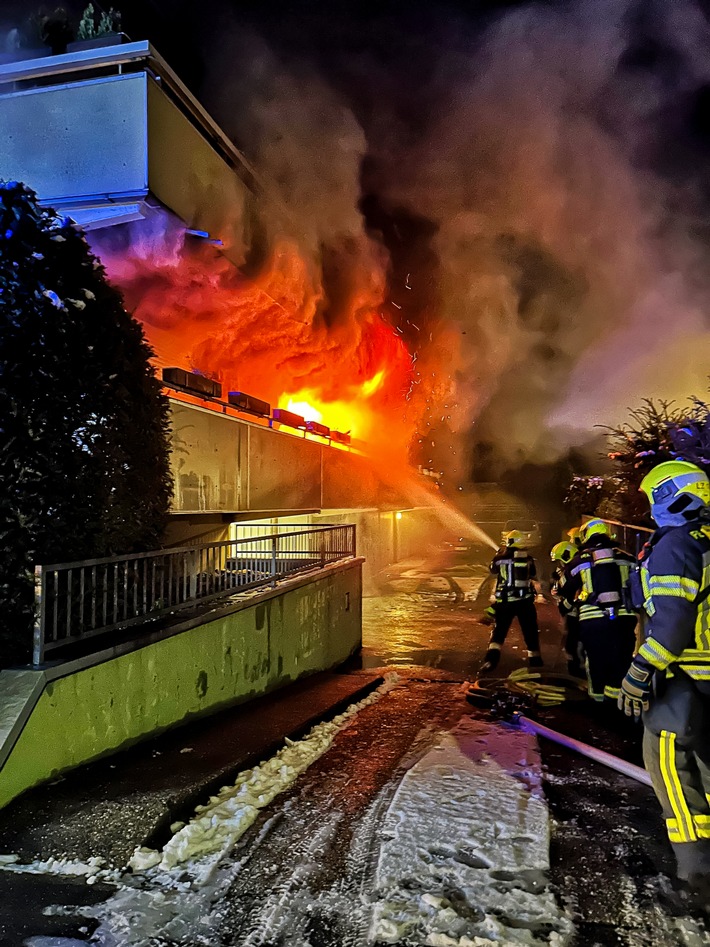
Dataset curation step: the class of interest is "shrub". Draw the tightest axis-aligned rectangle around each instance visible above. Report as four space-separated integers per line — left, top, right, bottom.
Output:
0 182 172 665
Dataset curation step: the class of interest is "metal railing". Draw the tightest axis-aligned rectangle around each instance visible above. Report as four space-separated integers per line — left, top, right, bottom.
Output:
33 525 356 666
598 518 653 557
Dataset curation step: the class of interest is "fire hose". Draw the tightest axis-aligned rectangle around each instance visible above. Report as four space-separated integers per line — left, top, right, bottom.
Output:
466 670 652 787
467 668 589 708
512 714 652 787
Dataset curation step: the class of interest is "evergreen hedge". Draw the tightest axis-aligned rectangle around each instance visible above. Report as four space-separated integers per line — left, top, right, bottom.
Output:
0 182 172 666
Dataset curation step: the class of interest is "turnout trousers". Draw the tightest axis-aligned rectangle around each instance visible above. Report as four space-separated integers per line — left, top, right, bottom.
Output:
643 675 710 882
486 598 541 666
563 613 584 677
578 615 636 702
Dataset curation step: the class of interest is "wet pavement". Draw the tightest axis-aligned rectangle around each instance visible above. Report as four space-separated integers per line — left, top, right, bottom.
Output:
0 536 707 945
0 670 384 946
360 541 568 678
204 681 468 947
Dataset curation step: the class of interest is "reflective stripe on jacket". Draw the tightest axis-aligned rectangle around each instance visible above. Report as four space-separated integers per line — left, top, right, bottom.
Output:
637 518 710 684
490 549 536 602
562 539 636 621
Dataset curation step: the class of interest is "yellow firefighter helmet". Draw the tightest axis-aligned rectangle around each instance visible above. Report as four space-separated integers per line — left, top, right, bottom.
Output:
550 541 576 564
579 518 611 544
504 529 527 548
640 460 710 527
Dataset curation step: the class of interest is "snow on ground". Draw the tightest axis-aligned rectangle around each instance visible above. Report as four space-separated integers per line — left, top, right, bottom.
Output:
15 689 575 947
22 675 402 947
131 672 401 878
370 717 574 946
0 853 114 882
13 678 708 947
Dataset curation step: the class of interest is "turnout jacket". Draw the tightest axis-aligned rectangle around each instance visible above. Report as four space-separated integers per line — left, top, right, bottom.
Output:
552 565 577 617
490 547 536 603
561 536 636 621
634 516 710 690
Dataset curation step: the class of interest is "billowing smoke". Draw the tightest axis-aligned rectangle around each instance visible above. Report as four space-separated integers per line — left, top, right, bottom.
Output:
99 0 710 482
361 0 710 475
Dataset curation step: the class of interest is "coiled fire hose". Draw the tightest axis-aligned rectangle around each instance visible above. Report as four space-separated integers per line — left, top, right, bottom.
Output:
467 668 588 708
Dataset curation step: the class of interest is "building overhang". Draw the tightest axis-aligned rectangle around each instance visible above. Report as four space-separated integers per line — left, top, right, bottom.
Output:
0 40 273 263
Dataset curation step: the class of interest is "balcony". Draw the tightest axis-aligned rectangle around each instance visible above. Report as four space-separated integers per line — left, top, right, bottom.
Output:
0 40 264 264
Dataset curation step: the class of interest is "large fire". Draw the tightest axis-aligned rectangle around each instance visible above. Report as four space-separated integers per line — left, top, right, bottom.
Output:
94 220 434 461
284 369 385 438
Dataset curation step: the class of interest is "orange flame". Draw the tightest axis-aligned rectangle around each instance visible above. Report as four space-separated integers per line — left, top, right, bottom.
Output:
96 223 427 465
282 369 389 439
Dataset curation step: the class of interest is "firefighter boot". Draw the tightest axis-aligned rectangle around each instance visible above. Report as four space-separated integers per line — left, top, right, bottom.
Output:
479 646 501 674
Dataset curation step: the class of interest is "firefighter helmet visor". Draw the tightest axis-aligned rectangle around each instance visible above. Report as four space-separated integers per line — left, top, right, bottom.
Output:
639 461 710 526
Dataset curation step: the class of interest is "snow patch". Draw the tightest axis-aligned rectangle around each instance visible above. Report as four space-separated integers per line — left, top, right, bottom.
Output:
370 717 574 946
129 673 400 878
0 855 107 878
26 675 399 947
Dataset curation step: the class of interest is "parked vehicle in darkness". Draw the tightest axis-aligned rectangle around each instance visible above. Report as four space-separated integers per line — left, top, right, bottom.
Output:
500 519 542 549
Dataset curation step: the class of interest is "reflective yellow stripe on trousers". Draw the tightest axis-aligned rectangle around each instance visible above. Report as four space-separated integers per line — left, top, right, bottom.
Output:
660 730 697 843
667 814 710 842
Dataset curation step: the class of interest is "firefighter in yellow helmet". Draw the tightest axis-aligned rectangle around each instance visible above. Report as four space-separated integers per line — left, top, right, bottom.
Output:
481 529 542 672
560 518 637 703
550 541 584 677
618 461 710 894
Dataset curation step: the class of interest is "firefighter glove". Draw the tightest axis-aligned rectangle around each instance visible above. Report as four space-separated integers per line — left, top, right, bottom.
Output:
618 661 652 718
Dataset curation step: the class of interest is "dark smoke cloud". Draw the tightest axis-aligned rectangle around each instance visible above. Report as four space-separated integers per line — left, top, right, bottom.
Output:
195 0 710 479
204 27 386 306
363 0 710 473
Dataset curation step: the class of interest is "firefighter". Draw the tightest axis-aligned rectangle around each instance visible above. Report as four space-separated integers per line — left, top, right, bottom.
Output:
618 461 710 892
561 518 637 703
480 530 542 672
550 541 584 677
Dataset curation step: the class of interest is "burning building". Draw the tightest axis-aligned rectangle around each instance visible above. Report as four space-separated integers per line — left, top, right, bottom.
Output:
0 36 448 580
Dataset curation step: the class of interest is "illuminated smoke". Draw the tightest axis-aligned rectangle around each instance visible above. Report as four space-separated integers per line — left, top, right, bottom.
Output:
94 215 423 466
92 25 455 469
99 0 710 484
366 0 710 472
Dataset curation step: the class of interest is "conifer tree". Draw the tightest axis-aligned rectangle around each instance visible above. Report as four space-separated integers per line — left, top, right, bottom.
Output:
565 397 710 526
0 182 172 665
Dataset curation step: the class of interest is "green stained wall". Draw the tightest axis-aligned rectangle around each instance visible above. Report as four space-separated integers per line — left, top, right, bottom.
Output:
0 561 362 809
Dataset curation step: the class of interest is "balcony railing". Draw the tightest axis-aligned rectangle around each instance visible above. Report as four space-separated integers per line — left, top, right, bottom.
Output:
33 525 356 666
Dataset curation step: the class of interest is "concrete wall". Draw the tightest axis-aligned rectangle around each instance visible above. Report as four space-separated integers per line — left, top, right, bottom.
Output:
146 77 253 264
0 54 259 254
0 73 148 203
0 560 362 809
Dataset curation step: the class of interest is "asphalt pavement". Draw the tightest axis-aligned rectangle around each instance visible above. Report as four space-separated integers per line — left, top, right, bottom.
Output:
0 537 706 946
0 669 384 945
